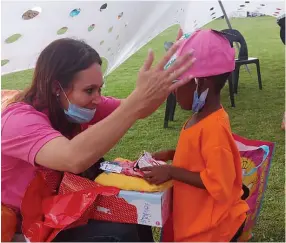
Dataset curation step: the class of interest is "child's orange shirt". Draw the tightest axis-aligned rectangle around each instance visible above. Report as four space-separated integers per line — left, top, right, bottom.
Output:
173 108 249 242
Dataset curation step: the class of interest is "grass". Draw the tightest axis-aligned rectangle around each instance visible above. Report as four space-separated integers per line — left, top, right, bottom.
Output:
1 16 285 242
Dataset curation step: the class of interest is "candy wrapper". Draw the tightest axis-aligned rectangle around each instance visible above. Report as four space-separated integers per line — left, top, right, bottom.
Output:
99 152 166 178
134 151 165 169
100 160 144 177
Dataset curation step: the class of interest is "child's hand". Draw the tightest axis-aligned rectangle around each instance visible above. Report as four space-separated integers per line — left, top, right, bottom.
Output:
141 165 172 185
152 150 175 162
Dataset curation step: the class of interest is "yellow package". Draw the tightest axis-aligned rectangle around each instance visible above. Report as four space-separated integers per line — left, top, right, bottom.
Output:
95 158 172 192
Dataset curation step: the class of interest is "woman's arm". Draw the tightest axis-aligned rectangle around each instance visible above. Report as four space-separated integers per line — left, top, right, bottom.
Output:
36 98 140 174
36 43 195 174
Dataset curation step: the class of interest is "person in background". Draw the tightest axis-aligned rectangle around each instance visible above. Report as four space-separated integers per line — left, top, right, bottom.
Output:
276 15 285 131
277 13 285 45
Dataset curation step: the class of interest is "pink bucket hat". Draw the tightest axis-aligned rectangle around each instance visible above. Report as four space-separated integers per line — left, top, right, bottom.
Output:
165 29 235 79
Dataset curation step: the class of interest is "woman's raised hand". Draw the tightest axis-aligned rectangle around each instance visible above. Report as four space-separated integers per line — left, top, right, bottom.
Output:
127 40 195 119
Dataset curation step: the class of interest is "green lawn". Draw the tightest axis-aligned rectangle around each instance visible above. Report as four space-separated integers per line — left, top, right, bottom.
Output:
2 16 285 242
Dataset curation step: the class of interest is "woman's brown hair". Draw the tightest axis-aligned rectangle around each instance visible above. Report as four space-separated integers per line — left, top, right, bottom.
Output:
12 38 102 138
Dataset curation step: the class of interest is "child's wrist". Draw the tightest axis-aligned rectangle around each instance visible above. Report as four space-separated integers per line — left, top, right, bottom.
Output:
168 150 176 160
168 165 174 179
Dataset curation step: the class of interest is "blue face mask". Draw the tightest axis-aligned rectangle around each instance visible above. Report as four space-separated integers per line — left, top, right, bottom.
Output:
59 84 96 124
64 103 96 124
192 79 209 113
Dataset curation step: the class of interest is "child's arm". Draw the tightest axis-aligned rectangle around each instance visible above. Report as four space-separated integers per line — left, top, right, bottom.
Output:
142 146 236 201
170 166 205 189
141 165 205 189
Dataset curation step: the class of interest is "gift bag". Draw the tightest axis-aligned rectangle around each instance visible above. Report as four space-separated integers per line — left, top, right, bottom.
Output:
234 134 275 241
21 171 120 242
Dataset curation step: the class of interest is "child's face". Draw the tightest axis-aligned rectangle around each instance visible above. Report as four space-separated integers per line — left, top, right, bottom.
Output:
176 78 213 110
176 79 197 110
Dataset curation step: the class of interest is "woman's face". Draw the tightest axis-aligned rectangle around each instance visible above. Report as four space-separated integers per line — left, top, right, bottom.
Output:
59 63 104 110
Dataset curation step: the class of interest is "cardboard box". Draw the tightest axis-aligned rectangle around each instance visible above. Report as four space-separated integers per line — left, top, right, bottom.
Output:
58 172 172 228
93 187 172 227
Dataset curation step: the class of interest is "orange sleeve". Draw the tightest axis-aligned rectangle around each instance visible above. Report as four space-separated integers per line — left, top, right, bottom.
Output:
199 120 237 202
200 146 236 202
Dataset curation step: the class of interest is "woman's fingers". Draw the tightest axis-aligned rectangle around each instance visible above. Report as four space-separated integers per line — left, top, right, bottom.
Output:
155 40 183 71
130 42 195 119
169 75 194 92
176 28 184 41
165 50 194 76
167 57 196 83
140 49 154 72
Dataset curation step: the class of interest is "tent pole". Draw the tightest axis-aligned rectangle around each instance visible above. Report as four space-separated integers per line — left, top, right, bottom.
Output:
218 0 233 29
218 0 240 50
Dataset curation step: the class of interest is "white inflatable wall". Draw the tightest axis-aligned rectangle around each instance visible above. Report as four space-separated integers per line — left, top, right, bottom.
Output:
1 1 284 76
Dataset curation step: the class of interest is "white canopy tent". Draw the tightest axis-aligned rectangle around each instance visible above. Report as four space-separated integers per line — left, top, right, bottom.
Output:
1 0 284 76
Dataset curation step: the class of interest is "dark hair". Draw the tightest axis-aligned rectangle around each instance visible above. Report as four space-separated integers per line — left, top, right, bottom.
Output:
13 38 102 138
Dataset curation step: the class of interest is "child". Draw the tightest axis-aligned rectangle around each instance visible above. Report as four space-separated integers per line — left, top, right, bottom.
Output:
141 29 249 242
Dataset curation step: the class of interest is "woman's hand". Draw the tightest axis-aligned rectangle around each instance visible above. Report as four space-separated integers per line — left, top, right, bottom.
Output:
176 27 184 41
126 40 195 119
152 150 175 162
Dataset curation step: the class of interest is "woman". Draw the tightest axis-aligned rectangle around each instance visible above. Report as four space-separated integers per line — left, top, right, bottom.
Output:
1 38 194 241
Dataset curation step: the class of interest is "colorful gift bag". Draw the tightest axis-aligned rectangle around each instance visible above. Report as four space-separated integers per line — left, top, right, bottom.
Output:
21 171 120 242
234 134 275 241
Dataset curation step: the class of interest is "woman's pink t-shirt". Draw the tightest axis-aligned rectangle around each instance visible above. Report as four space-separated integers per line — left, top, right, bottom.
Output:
1 96 120 210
